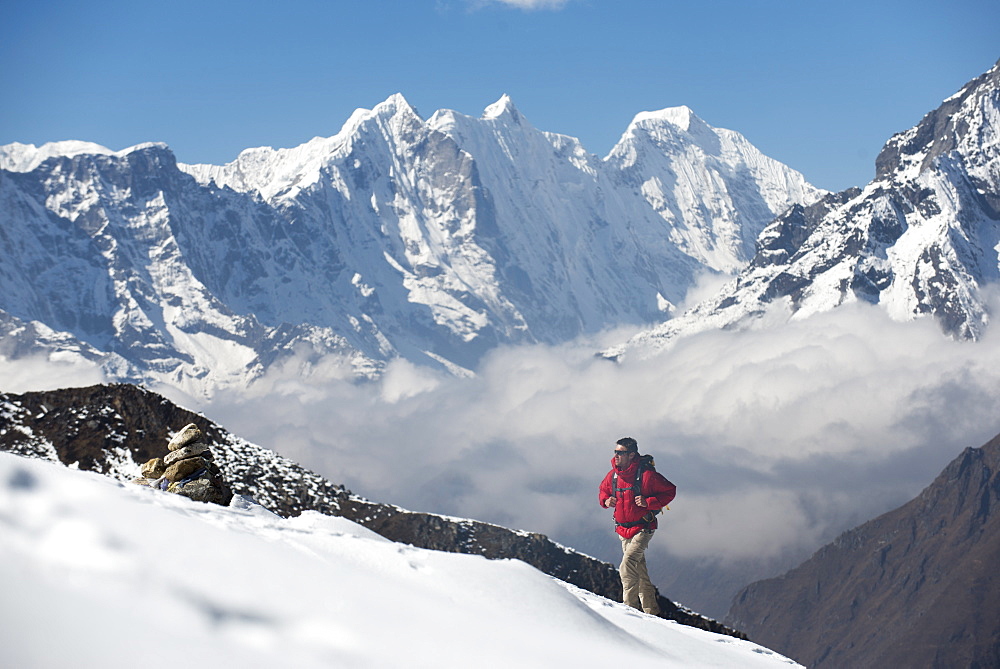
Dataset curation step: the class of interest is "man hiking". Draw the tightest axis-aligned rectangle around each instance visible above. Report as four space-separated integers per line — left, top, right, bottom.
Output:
598 437 676 616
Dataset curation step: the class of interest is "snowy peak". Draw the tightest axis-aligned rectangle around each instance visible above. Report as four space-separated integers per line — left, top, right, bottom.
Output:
482 94 522 122
631 105 699 133
613 105 722 157
181 93 427 200
876 58 1000 187
610 58 1000 357
1 92 824 394
373 91 422 119
605 103 825 273
0 140 113 171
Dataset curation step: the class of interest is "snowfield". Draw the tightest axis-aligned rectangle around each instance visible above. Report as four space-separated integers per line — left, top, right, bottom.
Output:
0 452 799 668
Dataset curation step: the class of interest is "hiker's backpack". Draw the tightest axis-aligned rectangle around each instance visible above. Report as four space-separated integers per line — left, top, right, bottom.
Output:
612 454 668 528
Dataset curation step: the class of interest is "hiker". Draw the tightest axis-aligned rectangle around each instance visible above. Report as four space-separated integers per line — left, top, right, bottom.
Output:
598 437 676 615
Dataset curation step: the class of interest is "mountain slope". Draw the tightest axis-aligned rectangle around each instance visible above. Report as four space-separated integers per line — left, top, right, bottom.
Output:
606 58 1000 359
0 382 741 638
0 143 382 396
726 431 1000 668
0 96 821 394
0 451 804 668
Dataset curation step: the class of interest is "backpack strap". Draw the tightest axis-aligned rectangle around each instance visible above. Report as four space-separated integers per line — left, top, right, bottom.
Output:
612 470 635 497
612 456 650 499
612 456 659 529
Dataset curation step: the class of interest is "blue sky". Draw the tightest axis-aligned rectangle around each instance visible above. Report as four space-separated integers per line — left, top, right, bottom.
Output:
2 0 997 191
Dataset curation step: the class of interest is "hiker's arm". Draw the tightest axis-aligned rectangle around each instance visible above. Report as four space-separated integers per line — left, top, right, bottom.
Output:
642 473 677 511
598 471 615 507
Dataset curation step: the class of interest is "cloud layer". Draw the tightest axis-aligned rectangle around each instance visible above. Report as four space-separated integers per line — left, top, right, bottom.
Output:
5 299 1000 615
204 301 1000 570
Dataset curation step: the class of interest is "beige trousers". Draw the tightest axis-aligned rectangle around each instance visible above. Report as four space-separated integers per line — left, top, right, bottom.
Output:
619 531 660 615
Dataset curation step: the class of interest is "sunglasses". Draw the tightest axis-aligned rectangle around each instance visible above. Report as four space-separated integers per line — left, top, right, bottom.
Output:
613 450 632 456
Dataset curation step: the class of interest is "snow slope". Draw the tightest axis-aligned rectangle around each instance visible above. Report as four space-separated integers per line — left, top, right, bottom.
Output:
0 452 800 668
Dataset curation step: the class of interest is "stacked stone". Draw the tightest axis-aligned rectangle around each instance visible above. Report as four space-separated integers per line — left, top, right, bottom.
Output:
133 423 232 505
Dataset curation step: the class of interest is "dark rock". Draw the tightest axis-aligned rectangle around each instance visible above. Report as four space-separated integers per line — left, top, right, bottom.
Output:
727 433 1000 668
170 477 231 504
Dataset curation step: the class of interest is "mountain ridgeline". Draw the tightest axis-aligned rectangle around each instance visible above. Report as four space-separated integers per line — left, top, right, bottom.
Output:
606 58 1000 359
0 96 821 396
0 383 742 639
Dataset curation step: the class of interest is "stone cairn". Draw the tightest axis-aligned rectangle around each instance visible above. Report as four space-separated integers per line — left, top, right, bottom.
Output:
133 423 232 505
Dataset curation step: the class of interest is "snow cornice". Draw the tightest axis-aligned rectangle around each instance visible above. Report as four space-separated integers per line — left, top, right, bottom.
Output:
630 105 699 133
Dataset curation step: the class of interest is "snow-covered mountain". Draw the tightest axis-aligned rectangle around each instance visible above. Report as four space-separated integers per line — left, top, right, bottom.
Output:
606 59 1000 359
0 451 802 668
0 96 821 395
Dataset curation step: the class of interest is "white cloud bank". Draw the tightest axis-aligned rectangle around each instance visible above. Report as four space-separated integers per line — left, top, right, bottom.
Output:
205 301 1000 573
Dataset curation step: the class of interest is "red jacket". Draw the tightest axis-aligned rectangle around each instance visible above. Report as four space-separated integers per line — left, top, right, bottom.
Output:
599 455 676 539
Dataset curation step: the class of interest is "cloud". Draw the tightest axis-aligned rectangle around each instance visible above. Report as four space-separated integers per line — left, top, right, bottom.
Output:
205 301 1000 578
467 0 573 10
676 269 736 313
0 354 106 394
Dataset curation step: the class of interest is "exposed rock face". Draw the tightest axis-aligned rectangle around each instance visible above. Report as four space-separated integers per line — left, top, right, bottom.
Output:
726 432 1000 668
0 382 742 639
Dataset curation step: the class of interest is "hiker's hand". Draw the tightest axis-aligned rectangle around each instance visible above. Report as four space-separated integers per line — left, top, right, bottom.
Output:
635 495 646 507
605 497 616 507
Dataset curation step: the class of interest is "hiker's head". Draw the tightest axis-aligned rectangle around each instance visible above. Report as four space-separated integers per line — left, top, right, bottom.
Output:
614 437 638 464
616 437 638 453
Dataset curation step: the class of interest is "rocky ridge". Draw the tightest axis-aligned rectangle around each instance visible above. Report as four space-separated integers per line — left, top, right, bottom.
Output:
0 382 742 639
726 431 1000 667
